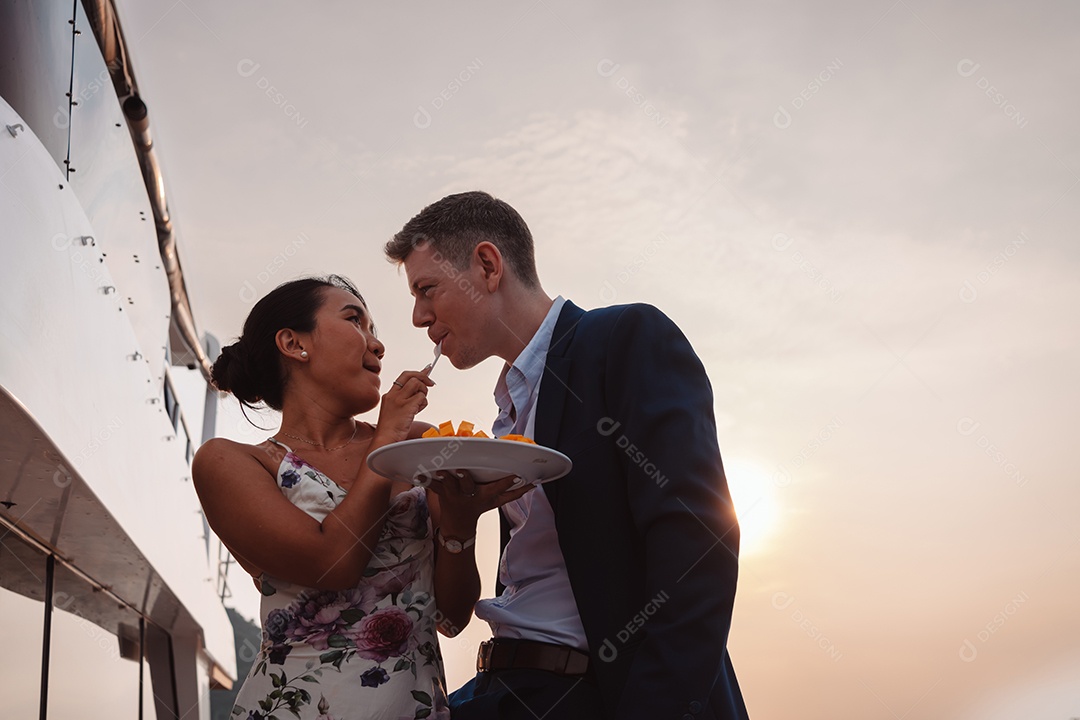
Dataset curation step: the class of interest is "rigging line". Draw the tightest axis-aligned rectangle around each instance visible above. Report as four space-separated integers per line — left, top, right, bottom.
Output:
62 0 79 181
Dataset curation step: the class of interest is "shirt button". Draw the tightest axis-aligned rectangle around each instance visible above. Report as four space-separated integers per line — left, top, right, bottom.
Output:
688 700 703 713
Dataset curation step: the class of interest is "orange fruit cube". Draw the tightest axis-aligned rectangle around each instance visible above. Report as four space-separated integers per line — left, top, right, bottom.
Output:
419 421 510 441
498 434 537 444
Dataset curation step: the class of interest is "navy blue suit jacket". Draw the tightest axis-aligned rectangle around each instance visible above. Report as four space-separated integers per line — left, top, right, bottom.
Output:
499 300 749 720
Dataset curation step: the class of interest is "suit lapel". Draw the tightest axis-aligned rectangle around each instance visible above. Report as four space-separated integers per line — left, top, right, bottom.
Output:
536 301 585 511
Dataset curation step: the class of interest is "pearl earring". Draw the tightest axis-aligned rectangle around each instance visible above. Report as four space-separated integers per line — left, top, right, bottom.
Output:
300 351 309 358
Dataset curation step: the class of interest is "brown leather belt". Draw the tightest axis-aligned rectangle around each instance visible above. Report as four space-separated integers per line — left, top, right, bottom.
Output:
476 638 591 676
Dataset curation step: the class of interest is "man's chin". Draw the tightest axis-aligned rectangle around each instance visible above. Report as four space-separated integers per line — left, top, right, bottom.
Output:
446 350 480 371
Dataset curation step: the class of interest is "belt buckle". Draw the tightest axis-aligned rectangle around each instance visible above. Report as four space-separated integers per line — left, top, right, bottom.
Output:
476 639 494 673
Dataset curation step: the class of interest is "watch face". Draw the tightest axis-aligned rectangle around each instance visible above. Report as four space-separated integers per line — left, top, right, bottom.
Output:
445 539 464 553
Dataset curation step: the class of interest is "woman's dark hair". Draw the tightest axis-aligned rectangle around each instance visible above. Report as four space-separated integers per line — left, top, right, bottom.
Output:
211 275 366 411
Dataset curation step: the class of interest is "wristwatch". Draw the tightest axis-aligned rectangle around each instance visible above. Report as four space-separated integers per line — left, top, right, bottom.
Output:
436 528 476 554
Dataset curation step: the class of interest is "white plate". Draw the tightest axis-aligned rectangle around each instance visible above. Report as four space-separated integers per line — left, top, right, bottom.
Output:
366 437 572 487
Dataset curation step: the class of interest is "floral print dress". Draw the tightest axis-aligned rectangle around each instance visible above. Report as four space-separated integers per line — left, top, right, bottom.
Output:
230 440 450 720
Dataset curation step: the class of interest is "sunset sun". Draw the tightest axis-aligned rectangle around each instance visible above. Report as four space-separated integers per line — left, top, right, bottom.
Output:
724 458 782 556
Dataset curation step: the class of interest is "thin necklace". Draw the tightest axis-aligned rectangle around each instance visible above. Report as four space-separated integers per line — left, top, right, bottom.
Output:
279 422 358 452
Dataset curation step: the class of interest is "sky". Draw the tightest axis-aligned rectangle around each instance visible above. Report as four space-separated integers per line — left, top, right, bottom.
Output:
117 1 1079 718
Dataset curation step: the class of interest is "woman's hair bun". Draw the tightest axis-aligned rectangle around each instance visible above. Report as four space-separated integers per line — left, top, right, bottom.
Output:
211 341 261 405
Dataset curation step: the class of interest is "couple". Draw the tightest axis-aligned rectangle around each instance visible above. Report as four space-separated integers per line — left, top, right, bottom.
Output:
193 191 750 720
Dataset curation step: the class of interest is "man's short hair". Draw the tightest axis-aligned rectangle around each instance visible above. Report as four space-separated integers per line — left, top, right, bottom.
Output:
385 191 540 288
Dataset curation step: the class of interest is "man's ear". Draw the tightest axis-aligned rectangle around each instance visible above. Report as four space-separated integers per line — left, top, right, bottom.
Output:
275 328 308 362
474 241 504 292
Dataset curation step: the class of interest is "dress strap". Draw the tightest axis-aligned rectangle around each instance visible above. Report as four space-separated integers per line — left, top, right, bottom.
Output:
267 437 293 453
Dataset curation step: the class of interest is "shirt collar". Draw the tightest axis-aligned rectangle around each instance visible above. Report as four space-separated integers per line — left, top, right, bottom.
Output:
493 296 567 411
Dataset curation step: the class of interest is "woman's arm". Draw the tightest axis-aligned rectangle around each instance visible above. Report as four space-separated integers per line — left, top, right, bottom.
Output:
193 439 395 590
427 471 532 636
427 487 481 637
192 372 432 591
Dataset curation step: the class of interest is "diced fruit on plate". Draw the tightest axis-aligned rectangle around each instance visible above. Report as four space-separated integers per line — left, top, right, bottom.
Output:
420 421 533 443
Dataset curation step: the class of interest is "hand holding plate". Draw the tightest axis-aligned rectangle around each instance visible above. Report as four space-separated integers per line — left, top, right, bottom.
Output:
426 469 532 525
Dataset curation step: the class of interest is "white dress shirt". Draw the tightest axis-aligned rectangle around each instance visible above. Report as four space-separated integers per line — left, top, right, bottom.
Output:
473 296 588 650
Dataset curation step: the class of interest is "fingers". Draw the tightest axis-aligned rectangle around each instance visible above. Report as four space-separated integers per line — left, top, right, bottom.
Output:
487 474 524 492
500 482 534 504
489 477 533 506
385 370 434 413
391 370 435 390
376 370 433 443
448 469 477 497
426 472 534 508
425 471 471 497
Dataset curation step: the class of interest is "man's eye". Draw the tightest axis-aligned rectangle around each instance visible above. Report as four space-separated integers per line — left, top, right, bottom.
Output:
420 286 434 297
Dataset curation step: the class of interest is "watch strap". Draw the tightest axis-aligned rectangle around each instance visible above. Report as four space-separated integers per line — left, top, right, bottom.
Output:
436 527 476 553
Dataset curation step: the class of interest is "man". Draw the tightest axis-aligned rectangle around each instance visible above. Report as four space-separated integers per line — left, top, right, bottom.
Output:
385 191 749 720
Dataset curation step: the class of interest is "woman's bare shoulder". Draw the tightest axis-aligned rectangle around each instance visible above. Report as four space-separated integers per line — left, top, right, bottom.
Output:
193 437 281 486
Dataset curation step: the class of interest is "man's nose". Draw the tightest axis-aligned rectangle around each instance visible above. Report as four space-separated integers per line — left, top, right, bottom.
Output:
412 301 433 329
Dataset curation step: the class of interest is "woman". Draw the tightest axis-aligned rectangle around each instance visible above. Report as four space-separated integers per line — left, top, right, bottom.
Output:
193 276 528 720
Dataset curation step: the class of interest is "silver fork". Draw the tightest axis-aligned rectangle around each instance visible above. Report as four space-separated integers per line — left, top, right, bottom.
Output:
423 340 443 375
